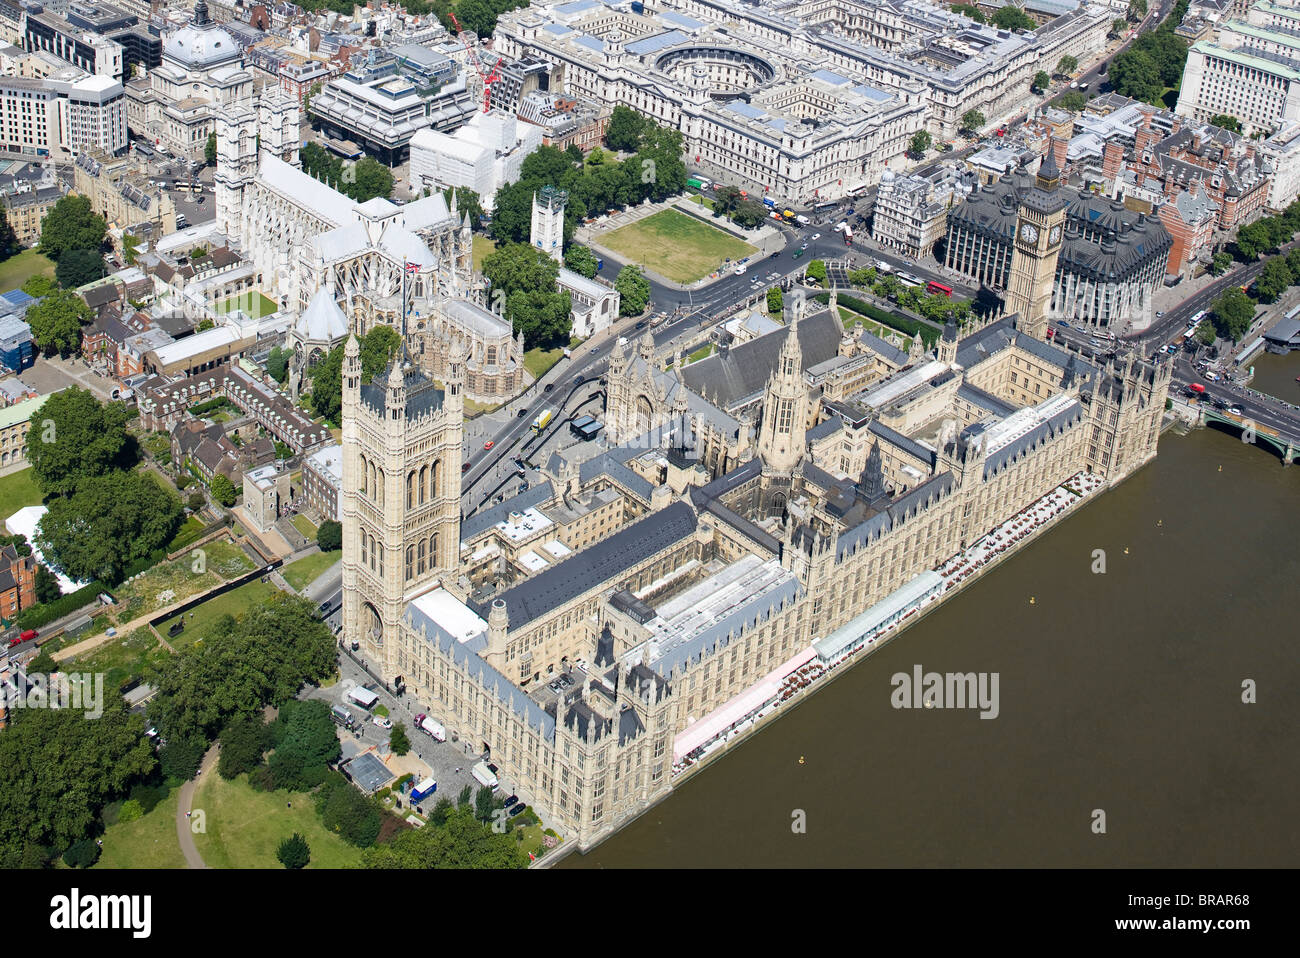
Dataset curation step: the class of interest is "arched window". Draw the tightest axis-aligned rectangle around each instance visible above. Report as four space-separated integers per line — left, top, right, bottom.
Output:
431 459 441 499
359 455 368 498
367 462 376 501
486 345 497 365
361 531 368 566
407 470 416 509
368 535 377 571
417 538 426 575
375 467 383 506
406 545 414 581
419 465 428 505
429 533 439 569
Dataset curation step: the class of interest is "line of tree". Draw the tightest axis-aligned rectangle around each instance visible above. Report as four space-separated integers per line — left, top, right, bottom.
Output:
1228 197 1300 264
489 110 687 247
1109 0 1190 106
481 242 572 349
300 143 394 204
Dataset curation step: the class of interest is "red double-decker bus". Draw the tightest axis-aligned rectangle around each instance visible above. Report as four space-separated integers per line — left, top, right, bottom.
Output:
926 281 953 297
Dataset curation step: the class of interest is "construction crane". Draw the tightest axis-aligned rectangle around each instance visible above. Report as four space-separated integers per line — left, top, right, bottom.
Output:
448 12 504 114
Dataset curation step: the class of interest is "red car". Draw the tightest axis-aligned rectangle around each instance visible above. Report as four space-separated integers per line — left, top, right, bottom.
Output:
483 440 494 451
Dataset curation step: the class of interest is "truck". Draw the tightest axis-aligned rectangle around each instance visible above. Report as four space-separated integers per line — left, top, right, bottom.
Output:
762 196 776 209
687 176 711 191
415 713 446 742
409 777 437 804
330 705 354 728
795 214 810 226
843 225 854 245
531 408 554 433
782 210 796 220
347 686 379 710
472 761 499 790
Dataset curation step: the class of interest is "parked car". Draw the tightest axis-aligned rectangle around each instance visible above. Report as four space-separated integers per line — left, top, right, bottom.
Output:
508 803 527 817
503 794 519 809
372 715 392 730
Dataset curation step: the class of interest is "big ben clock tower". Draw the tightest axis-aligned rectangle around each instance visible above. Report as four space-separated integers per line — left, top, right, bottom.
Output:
1005 152 1067 341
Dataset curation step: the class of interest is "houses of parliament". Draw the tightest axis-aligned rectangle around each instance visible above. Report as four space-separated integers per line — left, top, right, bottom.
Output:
341 153 1172 851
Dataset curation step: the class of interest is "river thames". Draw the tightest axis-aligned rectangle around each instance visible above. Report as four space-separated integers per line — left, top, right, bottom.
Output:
565 355 1300 868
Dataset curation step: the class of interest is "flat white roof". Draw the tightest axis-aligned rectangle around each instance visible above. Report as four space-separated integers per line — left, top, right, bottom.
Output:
150 324 242 366
495 507 553 543
408 587 488 644
5 505 88 594
859 359 948 410
518 550 549 572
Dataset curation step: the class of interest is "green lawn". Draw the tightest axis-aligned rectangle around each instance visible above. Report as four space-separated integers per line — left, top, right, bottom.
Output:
162 577 276 648
601 209 756 283
524 346 564 380
281 551 338 591
166 516 206 552
0 249 54 294
685 343 715 364
216 290 278 318
688 193 717 211
839 308 913 351
191 771 364 869
95 788 186 870
291 513 318 539
0 467 43 517
67 628 170 696
472 235 496 273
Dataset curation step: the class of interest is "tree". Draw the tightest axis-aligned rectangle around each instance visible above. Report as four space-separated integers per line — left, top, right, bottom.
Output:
1032 70 1051 93
148 593 337 746
482 242 572 346
218 714 271 779
951 3 985 22
805 259 828 283
1208 114 1240 133
1234 220 1273 260
302 81 323 118
442 186 484 228
1057 55 1079 76
187 491 206 512
474 784 494 822
349 157 394 203
1210 287 1255 341
0 703 155 863
269 700 340 787
34 564 61 604
389 723 411 756
315 772 382 847
277 832 311 869
359 806 528 868
37 470 183 583
359 324 401 384
55 249 105 289
1209 251 1233 276
159 735 206 783
563 243 598 279
1128 0 1147 19
38 195 106 262
1195 319 1216 347
197 318 215 332
307 346 344 423
767 287 783 313
1111 17 1128 37
0 206 19 260
21 275 55 298
205 131 217 167
960 109 985 135
908 130 932 158
24 288 92 355
993 6 1036 31
1255 256 1293 302
266 346 288 383
606 104 648 153
62 839 101 869
457 783 472 808
487 179 535 244
615 264 651 317
27 387 133 497
1058 91 1087 112
317 520 342 552
1111 49 1163 103
209 473 237 508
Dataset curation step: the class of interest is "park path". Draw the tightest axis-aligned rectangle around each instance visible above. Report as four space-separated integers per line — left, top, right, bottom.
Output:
176 744 218 869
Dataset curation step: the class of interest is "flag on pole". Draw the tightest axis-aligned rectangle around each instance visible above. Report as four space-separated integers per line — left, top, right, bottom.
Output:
405 261 420 274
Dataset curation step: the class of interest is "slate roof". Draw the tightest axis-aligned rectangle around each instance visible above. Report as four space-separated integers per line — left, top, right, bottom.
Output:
470 501 698 630
462 480 554 541
957 382 1018 418
679 310 843 409
579 452 654 501
869 419 936 467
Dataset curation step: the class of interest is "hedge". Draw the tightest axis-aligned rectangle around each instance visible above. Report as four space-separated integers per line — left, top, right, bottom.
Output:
189 396 230 416
815 291 940 347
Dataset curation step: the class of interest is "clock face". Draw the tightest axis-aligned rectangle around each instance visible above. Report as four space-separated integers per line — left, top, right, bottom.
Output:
1020 223 1039 244
1049 225 1062 245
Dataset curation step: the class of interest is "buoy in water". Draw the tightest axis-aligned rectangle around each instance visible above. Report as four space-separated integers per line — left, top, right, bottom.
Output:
1029 596 1036 604
798 756 805 765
